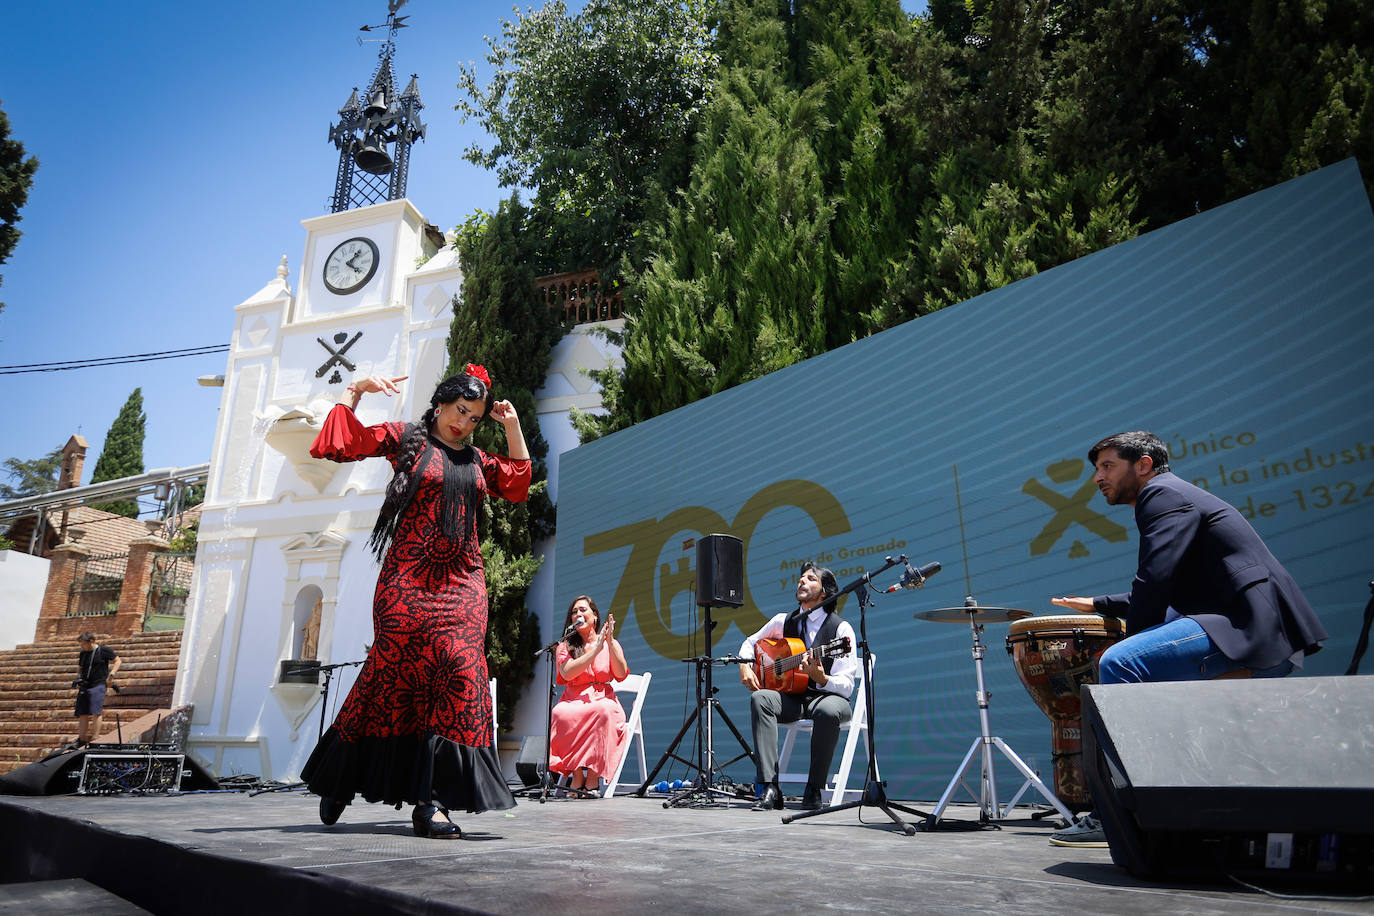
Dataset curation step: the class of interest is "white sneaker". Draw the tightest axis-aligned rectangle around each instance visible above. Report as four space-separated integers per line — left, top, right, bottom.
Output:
1049 814 1108 848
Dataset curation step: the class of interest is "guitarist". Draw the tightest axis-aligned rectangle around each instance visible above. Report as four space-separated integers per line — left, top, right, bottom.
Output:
738 563 857 811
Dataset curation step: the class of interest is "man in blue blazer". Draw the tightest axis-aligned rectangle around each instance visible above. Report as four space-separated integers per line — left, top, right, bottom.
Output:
1048 430 1328 845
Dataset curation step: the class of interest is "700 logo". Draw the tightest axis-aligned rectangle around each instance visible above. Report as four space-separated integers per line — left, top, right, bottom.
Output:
583 480 851 660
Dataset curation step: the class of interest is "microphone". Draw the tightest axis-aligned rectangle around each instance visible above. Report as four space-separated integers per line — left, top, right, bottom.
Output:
562 622 579 638
884 561 942 593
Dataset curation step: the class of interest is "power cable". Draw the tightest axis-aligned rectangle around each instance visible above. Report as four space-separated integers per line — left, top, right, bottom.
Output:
0 345 229 375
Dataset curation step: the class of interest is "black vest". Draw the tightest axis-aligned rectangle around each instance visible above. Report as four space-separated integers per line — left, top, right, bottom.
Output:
783 605 843 679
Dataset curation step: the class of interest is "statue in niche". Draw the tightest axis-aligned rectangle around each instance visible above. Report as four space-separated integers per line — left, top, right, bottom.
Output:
301 596 323 660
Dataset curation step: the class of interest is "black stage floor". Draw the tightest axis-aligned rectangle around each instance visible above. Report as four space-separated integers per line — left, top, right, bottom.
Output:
3 789 1371 915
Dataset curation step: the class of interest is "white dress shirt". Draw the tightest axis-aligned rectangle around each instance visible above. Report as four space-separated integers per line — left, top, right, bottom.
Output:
738 607 857 699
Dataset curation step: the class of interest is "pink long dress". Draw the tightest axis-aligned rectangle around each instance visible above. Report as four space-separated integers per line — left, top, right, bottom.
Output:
548 640 629 778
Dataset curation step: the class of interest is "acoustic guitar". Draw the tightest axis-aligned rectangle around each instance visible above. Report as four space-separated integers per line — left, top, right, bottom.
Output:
752 636 852 694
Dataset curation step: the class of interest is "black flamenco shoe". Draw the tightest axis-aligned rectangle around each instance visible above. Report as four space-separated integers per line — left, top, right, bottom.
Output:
319 796 346 826
411 804 461 839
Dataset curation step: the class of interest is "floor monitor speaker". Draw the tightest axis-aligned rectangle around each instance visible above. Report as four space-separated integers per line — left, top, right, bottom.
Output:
696 534 743 608
515 734 548 788
1081 676 1374 883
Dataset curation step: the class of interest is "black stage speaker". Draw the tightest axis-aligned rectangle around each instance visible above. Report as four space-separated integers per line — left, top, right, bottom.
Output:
696 534 743 608
514 734 548 788
1081 677 1374 883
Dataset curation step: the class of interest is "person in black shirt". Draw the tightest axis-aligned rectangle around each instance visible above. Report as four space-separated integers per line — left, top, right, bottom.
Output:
74 632 121 747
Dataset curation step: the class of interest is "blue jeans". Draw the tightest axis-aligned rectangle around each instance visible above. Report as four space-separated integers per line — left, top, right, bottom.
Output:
1097 616 1293 683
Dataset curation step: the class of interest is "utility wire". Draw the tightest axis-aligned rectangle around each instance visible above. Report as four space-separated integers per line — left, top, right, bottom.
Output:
0 345 229 375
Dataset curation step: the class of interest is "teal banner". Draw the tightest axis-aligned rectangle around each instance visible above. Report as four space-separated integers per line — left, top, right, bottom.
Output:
556 160 1374 800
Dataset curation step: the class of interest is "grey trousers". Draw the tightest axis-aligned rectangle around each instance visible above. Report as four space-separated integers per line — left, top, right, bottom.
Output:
750 688 851 787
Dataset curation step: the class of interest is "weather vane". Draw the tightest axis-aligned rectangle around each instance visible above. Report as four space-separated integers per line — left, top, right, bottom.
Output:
358 0 410 43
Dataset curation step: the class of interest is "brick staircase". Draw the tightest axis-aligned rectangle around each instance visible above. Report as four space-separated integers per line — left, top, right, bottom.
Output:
0 630 182 774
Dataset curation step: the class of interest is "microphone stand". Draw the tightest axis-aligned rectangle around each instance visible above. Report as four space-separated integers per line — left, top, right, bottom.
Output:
513 632 593 801
783 555 930 835
249 658 363 796
288 659 366 741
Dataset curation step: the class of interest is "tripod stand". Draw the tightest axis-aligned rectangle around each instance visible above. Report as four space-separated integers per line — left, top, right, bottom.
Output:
635 605 756 806
921 597 1075 829
784 555 929 835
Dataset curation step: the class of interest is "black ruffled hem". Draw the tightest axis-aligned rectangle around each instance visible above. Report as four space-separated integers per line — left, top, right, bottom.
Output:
301 728 516 815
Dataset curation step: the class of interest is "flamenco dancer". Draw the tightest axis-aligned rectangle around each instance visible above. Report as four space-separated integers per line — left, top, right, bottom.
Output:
301 365 531 839
548 595 630 796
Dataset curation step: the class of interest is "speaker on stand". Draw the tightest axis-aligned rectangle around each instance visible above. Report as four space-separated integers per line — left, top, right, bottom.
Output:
636 534 757 806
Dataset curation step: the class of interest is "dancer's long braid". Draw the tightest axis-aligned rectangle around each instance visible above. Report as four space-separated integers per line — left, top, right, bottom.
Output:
367 373 493 562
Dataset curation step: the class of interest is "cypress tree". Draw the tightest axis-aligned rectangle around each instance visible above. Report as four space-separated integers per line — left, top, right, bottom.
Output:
447 195 565 728
1203 0 1374 205
877 2 1141 321
1 105 39 316
90 388 145 518
582 0 835 433
794 0 910 346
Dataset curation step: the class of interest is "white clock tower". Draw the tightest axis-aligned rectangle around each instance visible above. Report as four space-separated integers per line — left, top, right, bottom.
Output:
172 6 463 777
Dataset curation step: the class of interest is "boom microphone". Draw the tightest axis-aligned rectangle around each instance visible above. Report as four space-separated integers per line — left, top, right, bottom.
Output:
883 561 942 593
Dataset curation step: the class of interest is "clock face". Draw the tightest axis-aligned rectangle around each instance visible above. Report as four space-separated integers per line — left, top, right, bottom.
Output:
322 237 380 294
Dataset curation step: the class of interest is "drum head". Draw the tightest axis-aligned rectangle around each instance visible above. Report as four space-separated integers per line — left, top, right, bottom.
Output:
1006 613 1125 639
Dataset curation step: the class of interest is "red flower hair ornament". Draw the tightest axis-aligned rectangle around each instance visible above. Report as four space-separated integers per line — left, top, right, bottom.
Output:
464 363 492 388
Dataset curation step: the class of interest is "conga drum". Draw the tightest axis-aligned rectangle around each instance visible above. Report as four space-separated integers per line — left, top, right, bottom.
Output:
1005 614 1125 809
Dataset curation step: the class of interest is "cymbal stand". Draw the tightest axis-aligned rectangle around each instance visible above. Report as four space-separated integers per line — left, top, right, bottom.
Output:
635 606 756 807
924 598 1074 829
785 555 930 835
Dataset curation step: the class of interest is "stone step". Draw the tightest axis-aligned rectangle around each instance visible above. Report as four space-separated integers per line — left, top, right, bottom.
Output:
0 707 166 723
0 650 182 665
0 694 170 710
0 634 182 775
7 637 182 648
0 673 178 688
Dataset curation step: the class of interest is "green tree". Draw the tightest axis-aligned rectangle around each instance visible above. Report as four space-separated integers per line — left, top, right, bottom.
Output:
1201 0 1374 205
0 446 63 499
457 0 718 270
89 389 146 518
794 0 910 349
446 197 566 727
579 0 835 437
0 103 39 319
868 1 1142 325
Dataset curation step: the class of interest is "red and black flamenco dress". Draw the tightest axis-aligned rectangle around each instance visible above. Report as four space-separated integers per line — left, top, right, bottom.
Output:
300 404 530 814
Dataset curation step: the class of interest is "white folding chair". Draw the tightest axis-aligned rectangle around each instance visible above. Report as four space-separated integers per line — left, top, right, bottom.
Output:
601 671 652 798
776 653 876 806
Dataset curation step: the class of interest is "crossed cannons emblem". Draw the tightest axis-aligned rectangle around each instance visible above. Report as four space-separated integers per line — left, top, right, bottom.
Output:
316 331 363 384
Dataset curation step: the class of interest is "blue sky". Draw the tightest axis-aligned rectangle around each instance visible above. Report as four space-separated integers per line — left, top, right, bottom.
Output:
1 1 920 501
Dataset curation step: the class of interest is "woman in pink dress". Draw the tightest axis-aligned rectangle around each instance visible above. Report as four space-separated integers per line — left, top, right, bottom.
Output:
548 595 630 796
301 366 530 838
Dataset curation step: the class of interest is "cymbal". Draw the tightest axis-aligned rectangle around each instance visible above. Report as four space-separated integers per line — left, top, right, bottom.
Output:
914 605 1034 623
